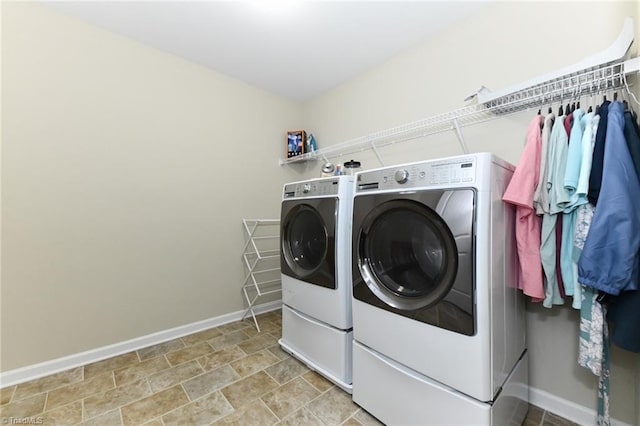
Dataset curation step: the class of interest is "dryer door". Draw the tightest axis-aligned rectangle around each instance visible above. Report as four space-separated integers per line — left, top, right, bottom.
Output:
353 189 475 335
281 198 337 289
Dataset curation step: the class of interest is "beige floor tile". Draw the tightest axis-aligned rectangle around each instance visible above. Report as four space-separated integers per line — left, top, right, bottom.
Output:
46 373 115 411
162 390 234 425
0 385 15 406
237 334 279 355
306 387 359 426
242 326 261 338
267 345 291 361
83 352 140 380
243 321 281 338
83 378 151 419
543 412 580 426
264 357 308 385
3 305 568 426
353 408 384 426
198 346 247 372
80 409 122 426
261 377 320 420
181 365 240 401
120 385 189 425
137 339 185 361
302 371 334 393
114 356 170 386
165 342 215 367
12 367 83 401
212 399 278 426
525 405 544 424
256 311 281 323
42 400 82 425
216 321 251 335
0 393 46 419
277 406 325 426
148 360 204 393
220 371 279 409
208 330 250 350
181 328 224 346
230 350 280 377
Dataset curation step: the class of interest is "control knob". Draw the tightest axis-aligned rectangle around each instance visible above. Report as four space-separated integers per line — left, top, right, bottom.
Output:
302 183 311 194
394 169 409 184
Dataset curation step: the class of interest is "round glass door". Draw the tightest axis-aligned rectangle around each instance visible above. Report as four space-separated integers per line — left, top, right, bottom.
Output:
282 204 328 278
358 199 458 310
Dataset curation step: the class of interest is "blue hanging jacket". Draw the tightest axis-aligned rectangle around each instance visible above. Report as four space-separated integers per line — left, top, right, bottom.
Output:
578 101 640 295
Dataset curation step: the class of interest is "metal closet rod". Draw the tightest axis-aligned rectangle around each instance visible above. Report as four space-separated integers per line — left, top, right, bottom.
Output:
279 18 638 166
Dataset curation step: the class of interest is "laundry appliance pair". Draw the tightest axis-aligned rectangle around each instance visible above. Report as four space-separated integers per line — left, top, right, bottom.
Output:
279 153 529 425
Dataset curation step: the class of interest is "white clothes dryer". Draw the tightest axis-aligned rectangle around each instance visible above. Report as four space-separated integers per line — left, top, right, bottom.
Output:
279 175 354 392
351 153 528 425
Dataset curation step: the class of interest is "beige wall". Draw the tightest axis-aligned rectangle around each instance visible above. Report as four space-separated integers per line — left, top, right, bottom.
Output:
1 3 302 371
2 0 639 422
300 1 640 424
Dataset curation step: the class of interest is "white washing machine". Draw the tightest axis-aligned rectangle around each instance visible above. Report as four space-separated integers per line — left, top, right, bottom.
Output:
351 153 528 425
279 175 354 392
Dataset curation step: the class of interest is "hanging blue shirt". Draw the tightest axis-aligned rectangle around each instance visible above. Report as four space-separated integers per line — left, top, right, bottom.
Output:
578 101 640 295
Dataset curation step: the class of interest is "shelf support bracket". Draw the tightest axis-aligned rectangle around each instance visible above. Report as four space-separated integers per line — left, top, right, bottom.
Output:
452 116 469 154
370 140 385 167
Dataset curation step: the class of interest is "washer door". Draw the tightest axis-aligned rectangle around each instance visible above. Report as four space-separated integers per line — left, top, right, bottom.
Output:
281 199 337 289
358 199 458 310
353 189 475 336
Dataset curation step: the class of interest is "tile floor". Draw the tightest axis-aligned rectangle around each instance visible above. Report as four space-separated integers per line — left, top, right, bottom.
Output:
1 310 578 425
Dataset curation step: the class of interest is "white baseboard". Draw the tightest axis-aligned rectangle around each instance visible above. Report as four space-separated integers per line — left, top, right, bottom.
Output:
530 386 632 426
0 300 282 388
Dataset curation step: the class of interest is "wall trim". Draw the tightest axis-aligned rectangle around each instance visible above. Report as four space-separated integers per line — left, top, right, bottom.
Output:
530 386 632 426
0 300 282 388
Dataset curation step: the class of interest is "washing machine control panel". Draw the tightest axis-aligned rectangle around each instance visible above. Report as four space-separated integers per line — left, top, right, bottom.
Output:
283 178 341 198
356 157 476 191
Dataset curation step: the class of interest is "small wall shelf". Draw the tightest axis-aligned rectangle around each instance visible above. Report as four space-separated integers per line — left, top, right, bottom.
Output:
241 219 281 331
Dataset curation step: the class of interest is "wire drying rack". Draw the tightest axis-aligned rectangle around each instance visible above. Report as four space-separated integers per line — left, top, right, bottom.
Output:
241 219 281 332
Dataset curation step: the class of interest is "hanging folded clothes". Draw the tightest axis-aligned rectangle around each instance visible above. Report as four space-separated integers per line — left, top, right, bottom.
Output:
578 101 640 296
587 100 611 205
540 112 570 307
623 109 640 181
503 115 545 302
562 108 586 308
602 103 640 354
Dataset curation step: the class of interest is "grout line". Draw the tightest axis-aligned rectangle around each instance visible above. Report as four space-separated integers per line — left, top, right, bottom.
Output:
257 397 281 423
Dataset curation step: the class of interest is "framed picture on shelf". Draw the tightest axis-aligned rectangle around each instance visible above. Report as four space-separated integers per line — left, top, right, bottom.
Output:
287 130 306 158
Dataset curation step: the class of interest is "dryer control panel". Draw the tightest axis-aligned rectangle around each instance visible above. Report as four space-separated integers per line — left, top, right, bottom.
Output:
357 157 476 192
283 178 340 198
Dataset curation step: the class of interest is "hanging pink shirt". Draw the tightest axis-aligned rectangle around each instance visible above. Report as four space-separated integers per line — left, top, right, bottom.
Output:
503 115 545 301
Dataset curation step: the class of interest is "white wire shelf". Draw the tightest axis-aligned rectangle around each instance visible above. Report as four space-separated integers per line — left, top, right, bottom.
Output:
279 18 638 167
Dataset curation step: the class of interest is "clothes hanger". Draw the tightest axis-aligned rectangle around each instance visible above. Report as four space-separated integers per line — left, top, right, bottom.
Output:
621 71 639 116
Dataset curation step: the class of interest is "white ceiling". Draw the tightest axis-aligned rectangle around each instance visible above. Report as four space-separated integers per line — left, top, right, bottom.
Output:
45 1 490 102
